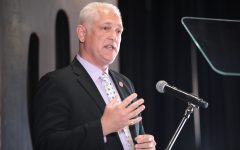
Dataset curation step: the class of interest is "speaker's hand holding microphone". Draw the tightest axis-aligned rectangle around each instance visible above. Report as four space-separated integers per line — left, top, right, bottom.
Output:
156 80 208 109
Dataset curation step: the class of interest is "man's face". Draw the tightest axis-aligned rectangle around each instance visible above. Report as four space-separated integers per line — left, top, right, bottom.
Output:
78 9 123 69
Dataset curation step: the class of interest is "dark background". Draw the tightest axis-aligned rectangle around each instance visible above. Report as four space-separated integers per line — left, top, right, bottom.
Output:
118 0 240 150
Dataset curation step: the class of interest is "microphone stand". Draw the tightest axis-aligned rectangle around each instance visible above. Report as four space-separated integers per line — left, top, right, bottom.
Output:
165 103 197 150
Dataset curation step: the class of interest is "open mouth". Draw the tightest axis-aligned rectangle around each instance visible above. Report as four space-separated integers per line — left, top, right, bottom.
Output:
104 44 116 50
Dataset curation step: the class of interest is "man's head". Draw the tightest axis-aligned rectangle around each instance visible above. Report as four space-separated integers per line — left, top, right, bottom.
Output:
76 2 123 70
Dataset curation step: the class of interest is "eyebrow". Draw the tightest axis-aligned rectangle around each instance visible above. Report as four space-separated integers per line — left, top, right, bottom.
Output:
102 22 123 29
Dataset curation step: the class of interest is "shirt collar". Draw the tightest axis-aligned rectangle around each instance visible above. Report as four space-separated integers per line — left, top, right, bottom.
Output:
76 54 109 81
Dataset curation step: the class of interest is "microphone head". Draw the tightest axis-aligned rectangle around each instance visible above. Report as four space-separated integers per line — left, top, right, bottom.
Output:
156 80 168 93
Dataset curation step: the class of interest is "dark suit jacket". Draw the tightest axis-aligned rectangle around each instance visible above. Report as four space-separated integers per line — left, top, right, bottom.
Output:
32 58 145 150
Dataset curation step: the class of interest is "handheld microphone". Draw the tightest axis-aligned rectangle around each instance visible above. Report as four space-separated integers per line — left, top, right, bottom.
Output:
156 80 208 108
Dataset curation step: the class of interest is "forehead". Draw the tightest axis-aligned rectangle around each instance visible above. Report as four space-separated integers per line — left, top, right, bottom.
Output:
94 8 123 28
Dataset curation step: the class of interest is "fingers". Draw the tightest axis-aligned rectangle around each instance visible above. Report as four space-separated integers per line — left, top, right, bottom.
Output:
128 116 142 126
120 93 145 113
121 93 138 107
103 93 145 134
127 98 144 112
135 134 156 149
135 134 154 143
119 93 145 122
135 142 156 150
127 99 145 118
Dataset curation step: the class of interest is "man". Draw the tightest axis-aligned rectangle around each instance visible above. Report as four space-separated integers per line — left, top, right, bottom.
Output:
32 2 156 150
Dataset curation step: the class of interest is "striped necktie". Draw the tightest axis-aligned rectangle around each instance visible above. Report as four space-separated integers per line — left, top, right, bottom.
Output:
100 72 134 150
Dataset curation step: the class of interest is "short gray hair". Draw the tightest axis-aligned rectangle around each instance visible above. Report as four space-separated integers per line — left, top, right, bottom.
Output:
79 2 122 25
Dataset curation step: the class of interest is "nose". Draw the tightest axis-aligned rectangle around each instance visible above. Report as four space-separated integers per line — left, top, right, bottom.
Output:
109 30 119 41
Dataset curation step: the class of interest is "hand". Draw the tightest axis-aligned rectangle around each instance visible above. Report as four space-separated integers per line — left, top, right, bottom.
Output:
135 134 156 150
101 93 145 135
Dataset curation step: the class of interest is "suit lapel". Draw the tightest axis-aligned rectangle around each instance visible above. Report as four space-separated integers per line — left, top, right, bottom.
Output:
71 59 138 141
71 58 106 113
109 70 138 140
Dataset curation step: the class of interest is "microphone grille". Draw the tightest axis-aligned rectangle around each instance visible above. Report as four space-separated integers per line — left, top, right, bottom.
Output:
156 80 168 93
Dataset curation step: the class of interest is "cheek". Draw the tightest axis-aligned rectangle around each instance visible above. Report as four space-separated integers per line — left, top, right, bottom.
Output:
90 38 102 50
93 36 104 47
117 37 122 46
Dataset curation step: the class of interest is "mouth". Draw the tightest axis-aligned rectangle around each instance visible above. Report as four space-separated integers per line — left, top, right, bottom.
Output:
104 44 116 51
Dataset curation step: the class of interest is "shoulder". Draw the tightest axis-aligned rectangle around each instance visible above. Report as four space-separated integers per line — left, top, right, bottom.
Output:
45 66 72 80
37 66 73 89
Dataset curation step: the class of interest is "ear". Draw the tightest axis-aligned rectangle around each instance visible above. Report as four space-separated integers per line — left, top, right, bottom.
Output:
76 25 86 43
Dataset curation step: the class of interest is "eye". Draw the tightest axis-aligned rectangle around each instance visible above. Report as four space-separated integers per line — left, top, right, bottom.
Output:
117 29 123 34
101 26 111 31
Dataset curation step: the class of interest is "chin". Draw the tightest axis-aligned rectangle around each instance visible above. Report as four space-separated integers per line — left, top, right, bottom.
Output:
104 59 115 65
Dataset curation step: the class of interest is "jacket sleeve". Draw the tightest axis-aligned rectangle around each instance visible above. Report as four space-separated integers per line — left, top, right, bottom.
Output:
32 74 105 150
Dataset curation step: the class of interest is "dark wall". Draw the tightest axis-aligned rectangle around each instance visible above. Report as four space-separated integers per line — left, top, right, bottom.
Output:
0 0 73 149
55 10 71 69
119 0 240 150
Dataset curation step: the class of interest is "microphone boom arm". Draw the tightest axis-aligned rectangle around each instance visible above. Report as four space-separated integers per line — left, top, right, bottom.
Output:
165 103 196 150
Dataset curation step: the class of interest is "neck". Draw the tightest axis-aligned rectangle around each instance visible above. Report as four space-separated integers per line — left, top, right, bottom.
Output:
78 52 108 71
